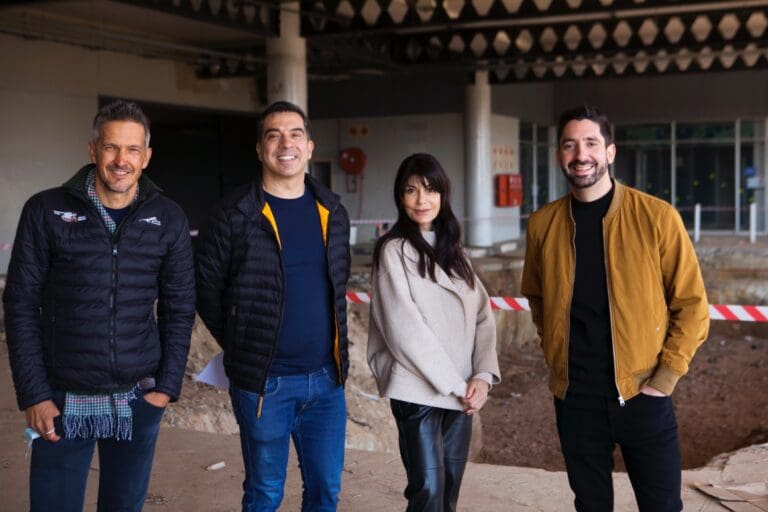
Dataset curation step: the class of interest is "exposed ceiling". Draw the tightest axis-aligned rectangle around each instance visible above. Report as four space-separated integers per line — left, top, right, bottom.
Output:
1 0 767 83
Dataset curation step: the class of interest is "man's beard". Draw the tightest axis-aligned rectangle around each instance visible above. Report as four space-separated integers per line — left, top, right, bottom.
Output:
561 161 608 189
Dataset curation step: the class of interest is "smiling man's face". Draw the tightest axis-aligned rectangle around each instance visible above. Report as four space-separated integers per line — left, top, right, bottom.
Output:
256 111 314 185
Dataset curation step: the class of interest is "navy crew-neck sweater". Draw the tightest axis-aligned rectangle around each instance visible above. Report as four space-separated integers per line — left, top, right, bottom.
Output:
264 189 335 376
568 183 616 397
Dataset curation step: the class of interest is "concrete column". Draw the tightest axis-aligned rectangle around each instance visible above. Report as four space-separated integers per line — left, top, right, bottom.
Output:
465 70 493 247
266 2 307 111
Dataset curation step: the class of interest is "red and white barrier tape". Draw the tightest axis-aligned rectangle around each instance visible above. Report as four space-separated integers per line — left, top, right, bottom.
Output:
0 283 762 322
346 291 768 322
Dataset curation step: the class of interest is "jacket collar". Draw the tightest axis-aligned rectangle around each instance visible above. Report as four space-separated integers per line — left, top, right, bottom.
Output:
63 163 161 203
236 173 341 220
400 238 461 295
605 179 625 219
564 179 625 220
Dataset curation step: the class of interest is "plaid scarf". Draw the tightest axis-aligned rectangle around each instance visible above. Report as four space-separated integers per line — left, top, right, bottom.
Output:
63 387 138 441
61 169 140 440
85 168 139 234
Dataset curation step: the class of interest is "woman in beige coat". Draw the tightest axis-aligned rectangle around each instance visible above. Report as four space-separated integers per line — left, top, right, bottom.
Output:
367 153 500 512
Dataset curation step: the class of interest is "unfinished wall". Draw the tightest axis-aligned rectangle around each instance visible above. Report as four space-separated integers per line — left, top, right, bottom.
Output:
0 32 259 271
312 114 465 242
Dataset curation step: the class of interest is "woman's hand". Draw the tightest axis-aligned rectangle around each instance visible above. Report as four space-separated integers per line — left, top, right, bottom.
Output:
462 378 490 415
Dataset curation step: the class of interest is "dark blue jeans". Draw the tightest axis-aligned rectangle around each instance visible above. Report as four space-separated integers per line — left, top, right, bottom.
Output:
229 366 346 512
555 393 682 512
29 390 165 512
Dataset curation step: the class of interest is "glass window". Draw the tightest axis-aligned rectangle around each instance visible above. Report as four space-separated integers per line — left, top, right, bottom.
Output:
519 123 552 215
676 142 735 230
536 126 549 143
536 143 550 207
615 124 671 142
520 138 535 215
740 120 766 232
676 122 735 140
613 144 671 201
520 122 533 141
741 120 755 139
614 124 672 202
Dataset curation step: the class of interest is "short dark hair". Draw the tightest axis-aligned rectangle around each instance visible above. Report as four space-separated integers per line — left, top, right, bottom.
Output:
92 100 151 146
557 105 613 145
257 100 311 140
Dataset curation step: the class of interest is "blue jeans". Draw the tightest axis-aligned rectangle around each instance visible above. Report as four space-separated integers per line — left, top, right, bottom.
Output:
229 366 347 512
29 389 165 512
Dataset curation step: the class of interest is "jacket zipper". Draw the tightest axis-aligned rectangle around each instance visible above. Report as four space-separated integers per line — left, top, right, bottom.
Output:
69 179 153 386
107 203 145 382
602 217 625 406
109 244 118 375
564 209 577 399
325 201 344 385
257 216 285 419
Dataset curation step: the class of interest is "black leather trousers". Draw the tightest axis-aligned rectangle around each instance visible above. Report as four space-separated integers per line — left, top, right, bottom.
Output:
390 399 473 512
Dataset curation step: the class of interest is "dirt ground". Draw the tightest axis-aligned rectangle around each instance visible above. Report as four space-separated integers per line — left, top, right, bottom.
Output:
481 320 768 471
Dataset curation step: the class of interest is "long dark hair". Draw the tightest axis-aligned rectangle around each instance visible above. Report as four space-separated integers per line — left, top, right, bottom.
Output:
373 153 475 288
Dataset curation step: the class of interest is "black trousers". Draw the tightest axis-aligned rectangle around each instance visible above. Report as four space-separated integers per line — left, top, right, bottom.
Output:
554 393 682 512
390 399 473 512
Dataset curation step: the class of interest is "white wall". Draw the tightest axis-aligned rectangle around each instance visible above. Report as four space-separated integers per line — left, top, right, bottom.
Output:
0 33 259 271
490 114 521 243
312 114 466 243
312 113 522 245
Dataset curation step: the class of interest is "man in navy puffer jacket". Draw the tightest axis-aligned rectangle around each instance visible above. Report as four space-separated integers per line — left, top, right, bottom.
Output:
196 100 351 512
3 100 195 512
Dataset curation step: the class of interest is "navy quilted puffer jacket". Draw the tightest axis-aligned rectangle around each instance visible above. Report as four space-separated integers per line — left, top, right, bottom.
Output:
3 165 196 410
195 175 351 394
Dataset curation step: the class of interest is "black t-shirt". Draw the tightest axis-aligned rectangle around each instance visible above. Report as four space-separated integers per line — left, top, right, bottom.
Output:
568 184 616 397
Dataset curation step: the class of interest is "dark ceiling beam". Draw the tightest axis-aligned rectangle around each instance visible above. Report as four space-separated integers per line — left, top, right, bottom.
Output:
114 0 280 36
389 7 766 63
486 43 768 83
300 0 768 38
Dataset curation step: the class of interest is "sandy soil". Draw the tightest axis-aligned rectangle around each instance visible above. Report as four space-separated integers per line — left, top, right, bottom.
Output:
481 321 768 470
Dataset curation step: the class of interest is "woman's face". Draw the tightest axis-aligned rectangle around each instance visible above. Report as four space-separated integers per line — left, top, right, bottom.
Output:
402 175 441 231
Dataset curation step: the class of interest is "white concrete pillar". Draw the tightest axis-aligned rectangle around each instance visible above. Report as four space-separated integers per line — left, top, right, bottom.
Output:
266 2 307 111
465 70 493 247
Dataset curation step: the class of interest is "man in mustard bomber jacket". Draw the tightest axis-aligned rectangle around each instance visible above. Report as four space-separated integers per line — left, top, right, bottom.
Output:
521 105 709 512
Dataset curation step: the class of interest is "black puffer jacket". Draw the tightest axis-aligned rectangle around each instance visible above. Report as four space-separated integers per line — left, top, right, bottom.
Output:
195 175 351 393
3 165 196 410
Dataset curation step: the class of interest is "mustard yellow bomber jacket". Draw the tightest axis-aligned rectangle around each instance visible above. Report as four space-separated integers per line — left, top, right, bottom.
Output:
521 181 710 402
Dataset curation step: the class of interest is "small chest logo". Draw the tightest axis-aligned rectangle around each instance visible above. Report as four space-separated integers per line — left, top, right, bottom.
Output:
138 216 162 226
53 210 86 223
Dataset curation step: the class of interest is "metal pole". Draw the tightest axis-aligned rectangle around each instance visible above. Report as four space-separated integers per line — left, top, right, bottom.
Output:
694 203 701 243
750 202 757 243
735 119 742 232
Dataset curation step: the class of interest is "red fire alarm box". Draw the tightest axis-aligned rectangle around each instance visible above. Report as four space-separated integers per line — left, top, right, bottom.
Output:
495 174 523 207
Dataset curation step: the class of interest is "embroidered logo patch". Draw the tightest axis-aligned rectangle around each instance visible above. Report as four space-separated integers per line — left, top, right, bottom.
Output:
138 216 162 226
53 210 86 223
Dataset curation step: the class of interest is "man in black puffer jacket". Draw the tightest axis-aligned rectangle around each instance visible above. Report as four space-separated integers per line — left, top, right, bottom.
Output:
196 101 351 512
3 100 195 512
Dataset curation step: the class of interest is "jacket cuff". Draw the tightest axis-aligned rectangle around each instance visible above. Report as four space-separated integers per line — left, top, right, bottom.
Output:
151 383 181 403
647 365 682 396
19 391 54 412
472 372 495 390
452 380 468 398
